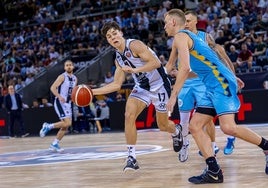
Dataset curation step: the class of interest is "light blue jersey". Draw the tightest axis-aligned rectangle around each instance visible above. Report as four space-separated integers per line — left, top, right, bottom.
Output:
179 29 240 115
178 30 209 112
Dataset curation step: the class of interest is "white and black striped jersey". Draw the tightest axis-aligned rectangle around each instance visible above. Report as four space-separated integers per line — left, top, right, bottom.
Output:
115 39 171 93
57 72 77 103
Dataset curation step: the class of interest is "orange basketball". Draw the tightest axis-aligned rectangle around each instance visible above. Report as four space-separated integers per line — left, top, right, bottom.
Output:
71 84 93 107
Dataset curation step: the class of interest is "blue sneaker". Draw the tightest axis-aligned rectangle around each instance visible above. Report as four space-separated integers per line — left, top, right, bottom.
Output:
198 145 220 157
39 122 51 137
49 143 64 152
224 137 235 155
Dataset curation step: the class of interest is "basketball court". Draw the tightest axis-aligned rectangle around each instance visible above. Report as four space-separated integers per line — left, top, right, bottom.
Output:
0 124 268 188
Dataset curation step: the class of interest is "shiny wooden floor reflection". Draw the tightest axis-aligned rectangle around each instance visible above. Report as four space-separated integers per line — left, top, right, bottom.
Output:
0 124 268 188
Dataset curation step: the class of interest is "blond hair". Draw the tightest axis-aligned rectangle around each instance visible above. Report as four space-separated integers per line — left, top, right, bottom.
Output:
165 9 186 25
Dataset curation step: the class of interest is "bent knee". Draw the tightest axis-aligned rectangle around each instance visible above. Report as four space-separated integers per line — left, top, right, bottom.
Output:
188 123 200 134
220 125 237 136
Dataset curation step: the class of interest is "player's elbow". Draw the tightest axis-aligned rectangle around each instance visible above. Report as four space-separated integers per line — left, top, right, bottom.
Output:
181 66 191 73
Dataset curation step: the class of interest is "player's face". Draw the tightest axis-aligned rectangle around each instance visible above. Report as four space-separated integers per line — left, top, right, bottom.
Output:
164 15 175 36
64 61 74 74
105 28 124 49
185 14 197 32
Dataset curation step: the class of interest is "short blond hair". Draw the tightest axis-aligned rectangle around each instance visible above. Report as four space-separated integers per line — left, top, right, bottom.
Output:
165 9 186 25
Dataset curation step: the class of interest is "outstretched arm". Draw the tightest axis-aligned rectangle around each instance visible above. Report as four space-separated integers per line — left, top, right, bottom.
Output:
92 61 126 95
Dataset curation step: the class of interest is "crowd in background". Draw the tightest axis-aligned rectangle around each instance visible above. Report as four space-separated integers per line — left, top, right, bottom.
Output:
0 0 268 118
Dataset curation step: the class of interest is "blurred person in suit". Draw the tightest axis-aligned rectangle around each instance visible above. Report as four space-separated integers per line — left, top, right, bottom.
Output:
4 85 29 138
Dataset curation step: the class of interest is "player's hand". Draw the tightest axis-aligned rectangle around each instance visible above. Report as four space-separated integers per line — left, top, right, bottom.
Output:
236 77 245 90
166 95 177 114
58 95 65 103
121 66 135 73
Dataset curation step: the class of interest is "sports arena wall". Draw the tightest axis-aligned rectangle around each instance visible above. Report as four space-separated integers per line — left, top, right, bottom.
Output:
0 89 268 136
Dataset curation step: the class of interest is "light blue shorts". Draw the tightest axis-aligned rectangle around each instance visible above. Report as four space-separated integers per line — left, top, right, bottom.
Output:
178 83 208 112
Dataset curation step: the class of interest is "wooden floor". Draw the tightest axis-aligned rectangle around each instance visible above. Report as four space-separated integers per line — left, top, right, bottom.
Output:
0 124 268 188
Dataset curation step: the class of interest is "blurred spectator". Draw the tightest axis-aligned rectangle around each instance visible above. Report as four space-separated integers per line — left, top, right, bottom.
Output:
156 5 167 22
263 80 268 90
262 7 268 23
231 28 247 49
245 36 255 53
116 92 125 102
40 97 53 107
103 94 114 104
253 35 267 66
218 11 229 29
251 13 267 31
96 100 110 131
215 29 228 45
227 45 239 69
31 99 40 108
231 16 244 34
14 77 25 92
4 85 29 138
104 71 114 85
236 43 254 70
159 54 168 66
24 73 35 85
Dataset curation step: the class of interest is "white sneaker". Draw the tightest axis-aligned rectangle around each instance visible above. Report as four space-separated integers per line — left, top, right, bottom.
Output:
178 140 189 162
49 143 64 152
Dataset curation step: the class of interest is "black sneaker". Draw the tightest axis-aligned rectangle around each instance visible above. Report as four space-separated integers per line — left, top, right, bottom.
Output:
123 156 139 172
264 150 268 174
172 124 183 152
188 168 224 184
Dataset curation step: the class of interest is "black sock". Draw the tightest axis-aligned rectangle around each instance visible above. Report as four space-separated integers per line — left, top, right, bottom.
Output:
258 137 268 151
206 157 220 172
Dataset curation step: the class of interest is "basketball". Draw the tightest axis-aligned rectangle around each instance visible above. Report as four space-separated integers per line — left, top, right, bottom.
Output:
71 84 93 107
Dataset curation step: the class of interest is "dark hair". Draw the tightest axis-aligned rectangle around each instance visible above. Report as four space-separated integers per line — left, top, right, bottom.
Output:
101 21 121 37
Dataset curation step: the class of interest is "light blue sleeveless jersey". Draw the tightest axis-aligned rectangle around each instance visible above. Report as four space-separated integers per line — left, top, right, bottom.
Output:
183 31 207 87
178 30 209 112
179 29 240 114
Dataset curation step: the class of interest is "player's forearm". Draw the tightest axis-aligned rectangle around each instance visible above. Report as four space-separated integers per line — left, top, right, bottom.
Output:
92 83 121 95
215 44 235 73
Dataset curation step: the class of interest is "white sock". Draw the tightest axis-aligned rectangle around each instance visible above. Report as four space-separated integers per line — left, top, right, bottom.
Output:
127 145 136 159
211 142 216 150
228 135 235 139
180 112 191 137
52 139 60 145
48 123 54 129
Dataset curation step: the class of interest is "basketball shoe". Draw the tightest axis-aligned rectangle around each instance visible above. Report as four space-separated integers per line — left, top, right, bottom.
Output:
198 145 220 157
39 122 51 137
49 143 64 152
123 156 139 172
224 137 235 155
188 168 224 184
264 150 268 174
172 124 183 152
178 139 189 162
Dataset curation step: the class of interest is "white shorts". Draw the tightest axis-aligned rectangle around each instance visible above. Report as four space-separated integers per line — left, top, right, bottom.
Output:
129 85 170 113
54 98 72 119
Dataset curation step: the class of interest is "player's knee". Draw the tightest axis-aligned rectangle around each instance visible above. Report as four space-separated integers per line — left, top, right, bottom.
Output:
63 120 72 128
220 125 236 136
188 122 198 134
157 121 167 131
124 111 136 121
